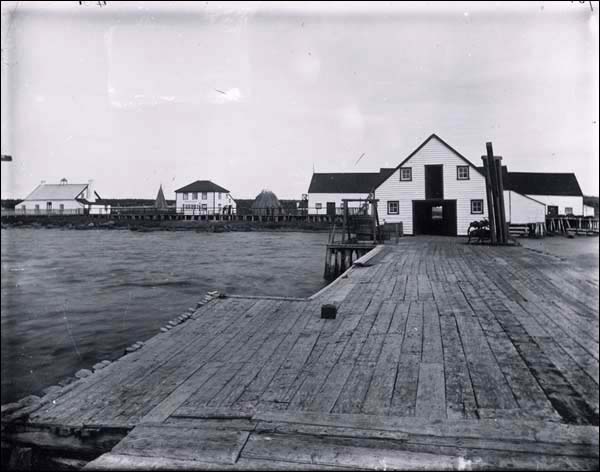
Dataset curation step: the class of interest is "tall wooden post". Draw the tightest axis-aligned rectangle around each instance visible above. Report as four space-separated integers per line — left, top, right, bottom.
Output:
493 152 508 244
486 145 503 244
481 156 497 245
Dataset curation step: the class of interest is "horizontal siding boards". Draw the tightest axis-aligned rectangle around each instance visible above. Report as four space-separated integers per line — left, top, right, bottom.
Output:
375 136 488 235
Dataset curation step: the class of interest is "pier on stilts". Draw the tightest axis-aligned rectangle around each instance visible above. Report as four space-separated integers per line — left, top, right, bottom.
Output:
2 237 598 470
323 198 380 281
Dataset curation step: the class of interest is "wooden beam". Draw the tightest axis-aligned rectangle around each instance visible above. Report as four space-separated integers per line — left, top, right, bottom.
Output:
481 156 497 244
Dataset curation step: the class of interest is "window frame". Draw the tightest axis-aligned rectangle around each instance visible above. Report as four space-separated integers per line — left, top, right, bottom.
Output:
182 192 189 201
564 207 573 215
201 192 207 200
315 203 322 210
387 200 399 215
471 199 484 214
399 167 412 182
457 165 470 180
192 192 198 200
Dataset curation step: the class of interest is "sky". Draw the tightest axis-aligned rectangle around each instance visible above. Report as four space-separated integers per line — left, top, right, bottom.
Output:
1 1 598 200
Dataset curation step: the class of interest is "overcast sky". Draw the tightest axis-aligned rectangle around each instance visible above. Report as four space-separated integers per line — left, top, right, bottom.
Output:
1 1 598 200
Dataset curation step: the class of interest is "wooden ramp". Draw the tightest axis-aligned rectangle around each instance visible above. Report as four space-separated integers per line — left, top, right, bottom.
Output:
3 237 599 469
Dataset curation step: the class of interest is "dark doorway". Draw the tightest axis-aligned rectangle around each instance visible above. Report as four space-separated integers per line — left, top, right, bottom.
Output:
547 205 558 216
413 200 457 236
425 165 444 200
326 202 336 218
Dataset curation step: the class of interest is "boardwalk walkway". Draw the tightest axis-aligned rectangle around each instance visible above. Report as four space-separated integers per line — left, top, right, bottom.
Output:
6 237 599 469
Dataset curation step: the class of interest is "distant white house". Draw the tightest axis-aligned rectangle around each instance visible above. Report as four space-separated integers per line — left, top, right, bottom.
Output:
174 180 236 216
17 179 110 215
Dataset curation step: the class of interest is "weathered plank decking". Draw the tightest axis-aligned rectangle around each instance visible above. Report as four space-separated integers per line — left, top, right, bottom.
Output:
3 237 599 469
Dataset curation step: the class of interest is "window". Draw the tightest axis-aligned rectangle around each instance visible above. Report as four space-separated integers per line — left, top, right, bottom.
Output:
564 207 573 215
457 166 470 180
201 204 208 211
183 193 188 200
218 192 222 200
192 192 198 200
315 203 322 210
471 199 484 214
46 202 52 210
35 204 40 213
400 167 412 181
387 201 399 215
201 192 207 200
431 206 443 220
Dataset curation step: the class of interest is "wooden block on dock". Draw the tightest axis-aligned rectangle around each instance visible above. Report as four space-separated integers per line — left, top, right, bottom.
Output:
321 304 337 319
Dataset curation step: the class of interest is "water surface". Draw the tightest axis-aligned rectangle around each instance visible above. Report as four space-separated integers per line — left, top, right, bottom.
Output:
1 229 329 403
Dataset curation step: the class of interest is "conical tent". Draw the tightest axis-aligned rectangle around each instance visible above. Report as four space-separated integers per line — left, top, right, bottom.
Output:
251 189 283 216
154 185 168 209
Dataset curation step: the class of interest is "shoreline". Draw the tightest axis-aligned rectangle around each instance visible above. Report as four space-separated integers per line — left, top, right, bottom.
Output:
1 218 331 233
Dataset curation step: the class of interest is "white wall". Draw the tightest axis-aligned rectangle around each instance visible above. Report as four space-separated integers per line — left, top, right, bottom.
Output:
504 191 545 224
583 205 596 217
176 191 236 215
18 199 85 213
374 136 488 235
89 204 111 215
524 195 583 216
307 192 371 215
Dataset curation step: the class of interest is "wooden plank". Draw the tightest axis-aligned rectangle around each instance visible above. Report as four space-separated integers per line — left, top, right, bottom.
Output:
85 453 351 470
111 425 249 465
254 421 599 459
242 433 460 470
454 315 518 410
421 301 443 364
361 334 403 414
253 410 600 446
389 354 420 417
439 316 478 420
415 363 446 419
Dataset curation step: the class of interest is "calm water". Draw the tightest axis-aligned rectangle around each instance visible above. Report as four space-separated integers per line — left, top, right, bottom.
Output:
1 229 329 404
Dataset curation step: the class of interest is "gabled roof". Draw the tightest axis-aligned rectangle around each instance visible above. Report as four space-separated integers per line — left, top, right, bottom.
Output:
175 180 230 194
308 168 395 194
395 134 482 172
23 183 88 201
503 172 583 197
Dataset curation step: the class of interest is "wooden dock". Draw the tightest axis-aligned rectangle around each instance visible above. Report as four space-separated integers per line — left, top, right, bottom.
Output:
2 237 598 470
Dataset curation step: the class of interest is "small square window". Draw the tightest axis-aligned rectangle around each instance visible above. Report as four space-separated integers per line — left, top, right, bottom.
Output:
192 192 198 200
564 207 573 215
400 167 412 181
471 199 483 214
182 193 188 200
387 201 399 215
201 204 208 211
457 166 470 180
315 203 322 210
202 192 207 200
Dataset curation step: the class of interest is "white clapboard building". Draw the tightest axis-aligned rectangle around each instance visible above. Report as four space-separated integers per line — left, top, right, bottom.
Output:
175 180 236 216
17 179 110 215
308 134 586 236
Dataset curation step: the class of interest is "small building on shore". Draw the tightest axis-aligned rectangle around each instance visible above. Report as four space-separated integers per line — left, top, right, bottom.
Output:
174 180 236 216
251 190 283 216
17 179 110 215
307 169 394 217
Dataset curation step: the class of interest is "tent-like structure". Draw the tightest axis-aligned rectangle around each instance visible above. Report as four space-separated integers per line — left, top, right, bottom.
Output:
251 189 284 216
154 185 168 210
